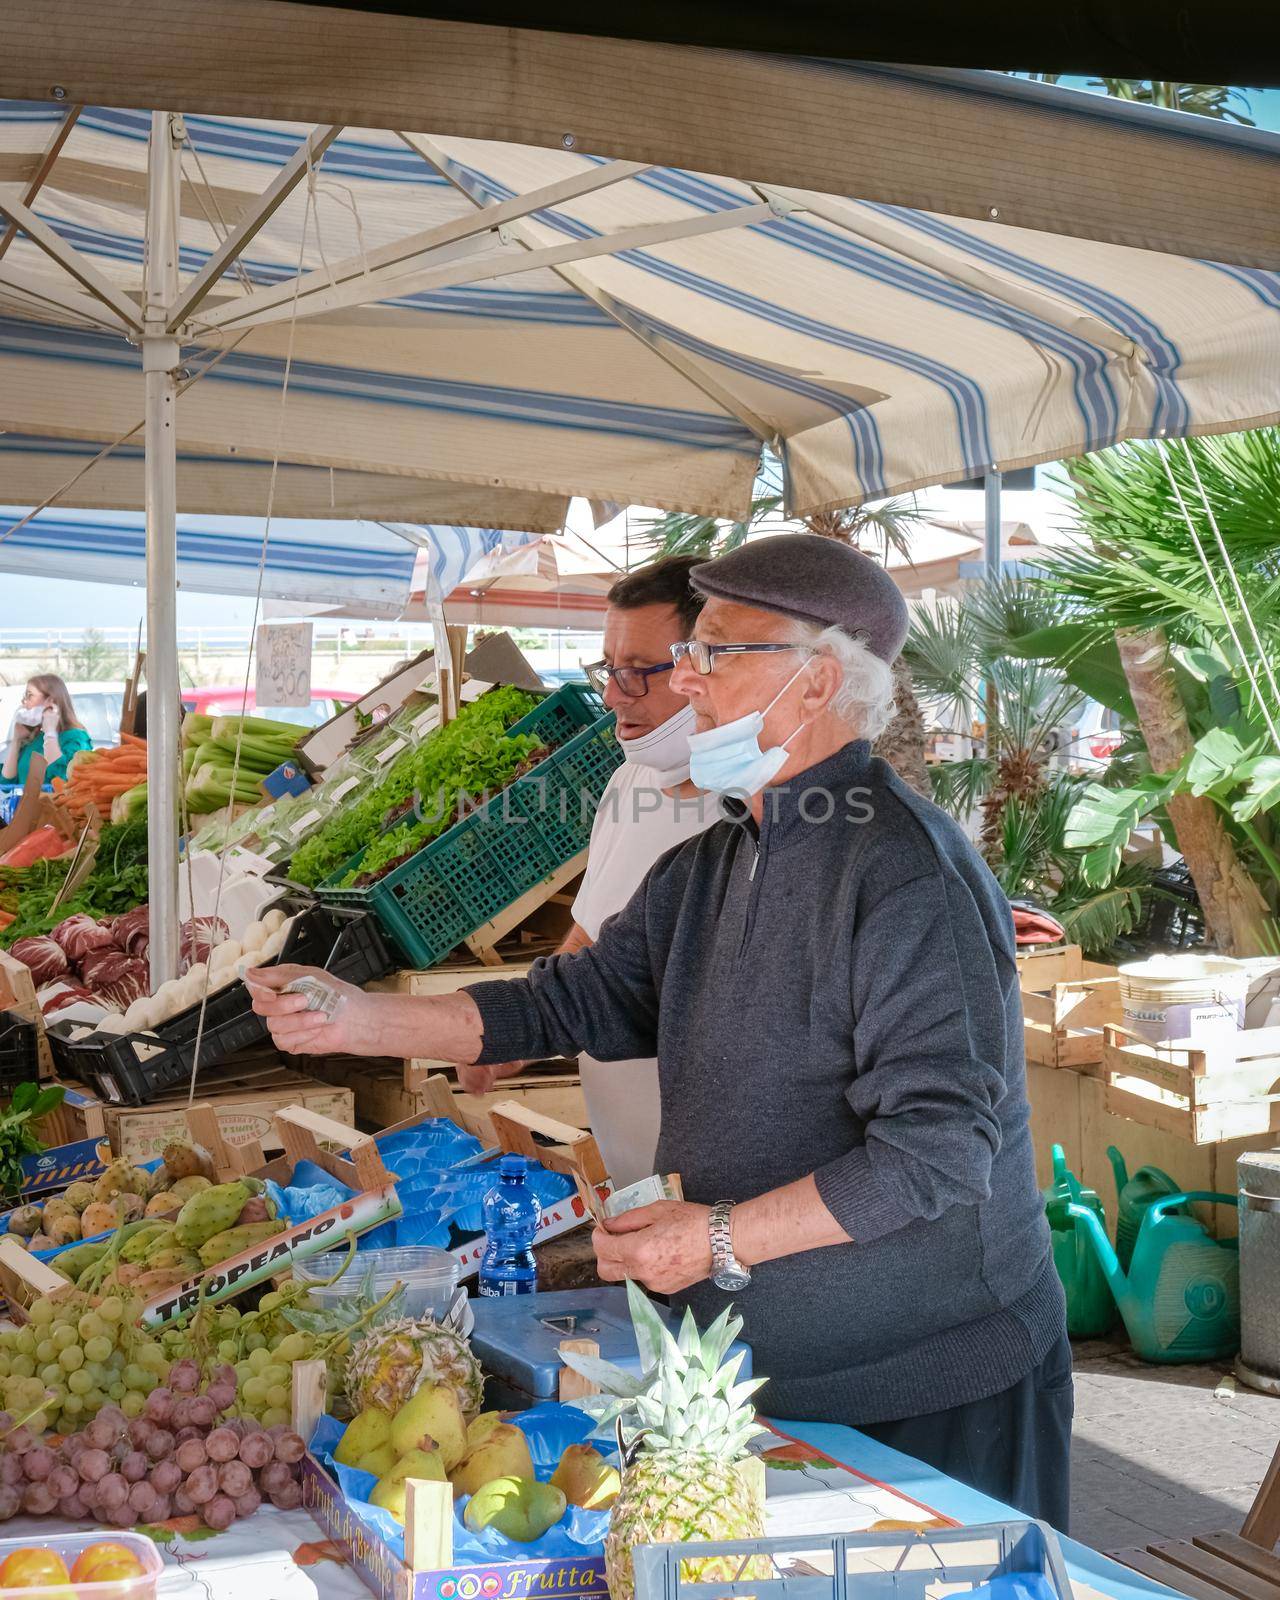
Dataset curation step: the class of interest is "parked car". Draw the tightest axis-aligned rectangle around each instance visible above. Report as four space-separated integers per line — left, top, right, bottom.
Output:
180 687 359 728
0 681 126 750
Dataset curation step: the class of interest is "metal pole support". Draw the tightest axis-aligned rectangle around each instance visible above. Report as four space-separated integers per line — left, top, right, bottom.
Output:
983 468 1003 583
143 113 183 989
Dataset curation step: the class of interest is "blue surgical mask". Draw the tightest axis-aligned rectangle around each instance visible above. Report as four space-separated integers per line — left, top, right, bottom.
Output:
687 660 811 797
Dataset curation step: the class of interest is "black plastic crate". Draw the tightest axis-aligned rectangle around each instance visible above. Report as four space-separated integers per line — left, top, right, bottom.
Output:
48 900 395 1107
1115 857 1207 957
0 1012 38 1097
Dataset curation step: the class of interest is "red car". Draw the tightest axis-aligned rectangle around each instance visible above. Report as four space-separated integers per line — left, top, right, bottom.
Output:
181 687 359 729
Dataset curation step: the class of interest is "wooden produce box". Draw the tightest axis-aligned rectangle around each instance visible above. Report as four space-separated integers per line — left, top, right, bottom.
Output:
1018 945 1121 1074
1104 1022 1280 1144
0 950 53 1080
43 1051 354 1163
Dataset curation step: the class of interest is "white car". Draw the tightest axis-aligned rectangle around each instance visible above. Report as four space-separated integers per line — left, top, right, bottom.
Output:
0 681 126 750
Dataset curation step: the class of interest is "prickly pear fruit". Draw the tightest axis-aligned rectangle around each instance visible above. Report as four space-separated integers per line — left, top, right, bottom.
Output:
80 1200 123 1237
28 1233 52 1251
167 1175 212 1203
197 1219 285 1267
162 1140 216 1184
145 1192 182 1220
118 1193 144 1224
138 1166 169 1199
173 1180 253 1250
51 1240 108 1280
147 1247 203 1275
235 1196 273 1226
133 1267 191 1295
121 1223 172 1263
6 1205 42 1239
41 1197 76 1224
93 1159 146 1201
46 1213 81 1247
62 1181 95 1214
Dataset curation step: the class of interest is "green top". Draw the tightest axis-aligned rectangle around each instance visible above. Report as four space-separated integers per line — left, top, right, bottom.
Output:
15 726 94 786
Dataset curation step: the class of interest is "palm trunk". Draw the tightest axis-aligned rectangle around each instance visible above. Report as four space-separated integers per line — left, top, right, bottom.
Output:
1116 625 1269 956
875 658 931 798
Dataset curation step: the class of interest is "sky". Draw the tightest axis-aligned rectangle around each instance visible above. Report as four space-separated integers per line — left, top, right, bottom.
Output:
6 78 1278 632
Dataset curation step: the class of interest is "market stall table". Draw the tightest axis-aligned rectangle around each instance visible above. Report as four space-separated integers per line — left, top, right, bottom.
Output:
0 1415 1181 1600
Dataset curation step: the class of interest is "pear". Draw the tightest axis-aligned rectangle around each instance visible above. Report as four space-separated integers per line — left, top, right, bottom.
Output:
464 1477 567 1543
451 1424 535 1500
550 1443 621 1510
337 1409 394 1468
390 1381 467 1471
465 1411 506 1454
369 1449 446 1525
355 1444 399 1479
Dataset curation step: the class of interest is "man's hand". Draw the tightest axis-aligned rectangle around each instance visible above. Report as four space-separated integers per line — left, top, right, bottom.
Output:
245 964 370 1056
592 1200 713 1293
456 1060 526 1096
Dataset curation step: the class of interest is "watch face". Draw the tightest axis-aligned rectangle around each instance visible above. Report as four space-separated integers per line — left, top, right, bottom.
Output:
713 1266 751 1292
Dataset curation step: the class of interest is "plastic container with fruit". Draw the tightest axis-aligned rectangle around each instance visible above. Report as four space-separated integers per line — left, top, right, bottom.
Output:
0 1532 162 1598
293 1244 460 1323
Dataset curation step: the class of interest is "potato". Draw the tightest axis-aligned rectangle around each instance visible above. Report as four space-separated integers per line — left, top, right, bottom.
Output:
209 939 242 973
261 908 287 935
259 928 287 961
96 1014 130 1036
122 997 152 1032
240 920 268 953
152 978 185 1020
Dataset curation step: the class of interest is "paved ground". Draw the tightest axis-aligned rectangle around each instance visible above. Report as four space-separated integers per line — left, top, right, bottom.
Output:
1071 1340 1280 1553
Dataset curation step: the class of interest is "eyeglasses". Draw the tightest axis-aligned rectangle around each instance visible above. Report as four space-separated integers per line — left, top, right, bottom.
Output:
583 659 675 698
670 640 807 676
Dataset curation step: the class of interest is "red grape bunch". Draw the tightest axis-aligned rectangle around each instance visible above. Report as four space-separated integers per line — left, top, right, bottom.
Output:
0 1358 306 1530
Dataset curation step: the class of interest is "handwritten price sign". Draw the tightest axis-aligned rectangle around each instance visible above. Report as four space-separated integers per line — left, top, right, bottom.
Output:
255 622 313 709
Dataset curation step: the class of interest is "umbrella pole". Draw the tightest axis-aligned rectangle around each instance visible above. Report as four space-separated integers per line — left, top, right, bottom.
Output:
143 112 182 987
983 468 1002 582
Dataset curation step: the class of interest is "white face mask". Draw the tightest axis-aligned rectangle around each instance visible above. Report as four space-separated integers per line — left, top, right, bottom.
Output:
15 707 45 728
686 659 812 797
619 703 697 786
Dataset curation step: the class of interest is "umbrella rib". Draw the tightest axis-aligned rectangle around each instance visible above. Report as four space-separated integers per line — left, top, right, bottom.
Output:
0 104 81 262
401 131 779 449
0 186 142 331
0 258 130 331
189 152 650 334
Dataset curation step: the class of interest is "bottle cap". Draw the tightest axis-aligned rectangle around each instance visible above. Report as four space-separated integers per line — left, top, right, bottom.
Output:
497 1153 528 1179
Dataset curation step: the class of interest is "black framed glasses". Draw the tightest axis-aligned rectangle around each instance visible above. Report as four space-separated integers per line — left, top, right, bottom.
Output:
583 659 675 698
670 640 808 676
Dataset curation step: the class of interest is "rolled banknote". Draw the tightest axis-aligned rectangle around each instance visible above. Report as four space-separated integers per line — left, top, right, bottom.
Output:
604 1172 684 1218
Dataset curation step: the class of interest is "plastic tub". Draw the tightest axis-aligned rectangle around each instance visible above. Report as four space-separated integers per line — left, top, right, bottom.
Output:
0 1530 162 1598
1119 953 1250 1042
294 1244 460 1322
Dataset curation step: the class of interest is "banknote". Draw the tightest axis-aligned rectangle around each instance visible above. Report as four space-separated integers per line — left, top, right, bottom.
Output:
603 1172 683 1219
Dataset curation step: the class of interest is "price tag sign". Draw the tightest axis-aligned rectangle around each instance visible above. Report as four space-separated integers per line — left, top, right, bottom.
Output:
255 623 313 708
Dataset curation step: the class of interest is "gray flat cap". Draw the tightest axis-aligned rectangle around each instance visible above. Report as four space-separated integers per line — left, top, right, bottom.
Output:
691 533 909 662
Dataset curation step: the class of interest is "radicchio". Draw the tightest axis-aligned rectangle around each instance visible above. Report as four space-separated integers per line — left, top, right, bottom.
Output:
180 916 229 971
112 905 150 961
50 913 116 964
9 935 68 987
37 981 96 1017
78 949 149 1012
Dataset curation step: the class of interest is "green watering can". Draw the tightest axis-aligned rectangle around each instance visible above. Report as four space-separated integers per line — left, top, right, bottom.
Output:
1066 1190 1240 1363
1106 1146 1187 1270
1044 1145 1115 1338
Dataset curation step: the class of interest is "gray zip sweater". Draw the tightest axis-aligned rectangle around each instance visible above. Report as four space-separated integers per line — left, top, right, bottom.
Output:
466 740 1064 1426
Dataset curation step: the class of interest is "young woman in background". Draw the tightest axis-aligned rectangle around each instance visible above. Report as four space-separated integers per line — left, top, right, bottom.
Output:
1 674 93 787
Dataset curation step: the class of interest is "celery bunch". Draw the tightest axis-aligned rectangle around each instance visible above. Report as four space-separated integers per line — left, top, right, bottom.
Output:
181 710 300 814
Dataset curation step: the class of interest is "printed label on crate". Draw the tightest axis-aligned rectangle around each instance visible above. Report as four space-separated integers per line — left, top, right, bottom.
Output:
16 1136 113 1199
450 1188 609 1281
142 1181 402 1327
302 1455 609 1600
113 1089 354 1165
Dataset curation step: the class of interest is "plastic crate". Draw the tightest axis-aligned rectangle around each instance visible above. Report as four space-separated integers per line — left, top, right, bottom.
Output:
1114 857 1206 957
633 1520 1072 1600
48 900 395 1107
318 684 620 968
0 1012 38 1096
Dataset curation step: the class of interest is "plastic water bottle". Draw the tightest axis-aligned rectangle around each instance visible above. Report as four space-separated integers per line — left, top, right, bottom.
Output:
478 1154 542 1297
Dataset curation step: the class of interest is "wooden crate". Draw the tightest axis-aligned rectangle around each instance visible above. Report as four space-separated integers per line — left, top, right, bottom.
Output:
46 1051 355 1163
1018 946 1120 1073
1104 1023 1280 1145
0 950 53 1080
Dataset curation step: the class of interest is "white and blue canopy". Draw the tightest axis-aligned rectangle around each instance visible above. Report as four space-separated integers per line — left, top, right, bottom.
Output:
1 95 1279 527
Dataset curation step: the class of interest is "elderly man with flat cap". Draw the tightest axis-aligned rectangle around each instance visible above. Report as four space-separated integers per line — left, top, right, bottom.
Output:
249 534 1070 1527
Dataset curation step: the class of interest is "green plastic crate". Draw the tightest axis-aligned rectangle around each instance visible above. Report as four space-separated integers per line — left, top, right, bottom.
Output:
317 684 620 968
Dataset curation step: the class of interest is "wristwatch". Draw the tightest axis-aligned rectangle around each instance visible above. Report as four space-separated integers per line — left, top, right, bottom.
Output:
709 1201 751 1291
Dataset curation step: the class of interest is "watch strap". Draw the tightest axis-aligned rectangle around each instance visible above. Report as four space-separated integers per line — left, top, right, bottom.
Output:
709 1200 749 1282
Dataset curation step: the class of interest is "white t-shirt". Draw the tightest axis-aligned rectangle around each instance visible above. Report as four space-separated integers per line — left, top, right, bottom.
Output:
572 761 719 1188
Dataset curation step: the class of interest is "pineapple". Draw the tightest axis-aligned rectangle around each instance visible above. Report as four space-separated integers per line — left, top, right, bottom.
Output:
345 1316 484 1421
561 1282 767 1600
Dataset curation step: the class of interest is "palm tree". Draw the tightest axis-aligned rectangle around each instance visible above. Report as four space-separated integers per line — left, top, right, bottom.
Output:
637 453 932 793
1019 74 1254 125
1031 430 1280 955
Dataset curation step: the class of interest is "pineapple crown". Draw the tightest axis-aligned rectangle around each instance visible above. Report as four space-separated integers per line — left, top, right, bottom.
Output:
561 1280 766 1462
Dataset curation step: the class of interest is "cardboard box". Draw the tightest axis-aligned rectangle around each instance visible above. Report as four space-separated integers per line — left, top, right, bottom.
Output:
46 1061 354 1163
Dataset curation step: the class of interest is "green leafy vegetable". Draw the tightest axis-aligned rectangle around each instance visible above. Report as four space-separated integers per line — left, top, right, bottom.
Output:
0 1081 66 1203
0 816 149 946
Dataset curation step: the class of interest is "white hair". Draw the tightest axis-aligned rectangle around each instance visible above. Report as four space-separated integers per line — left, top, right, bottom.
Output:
785 621 897 740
